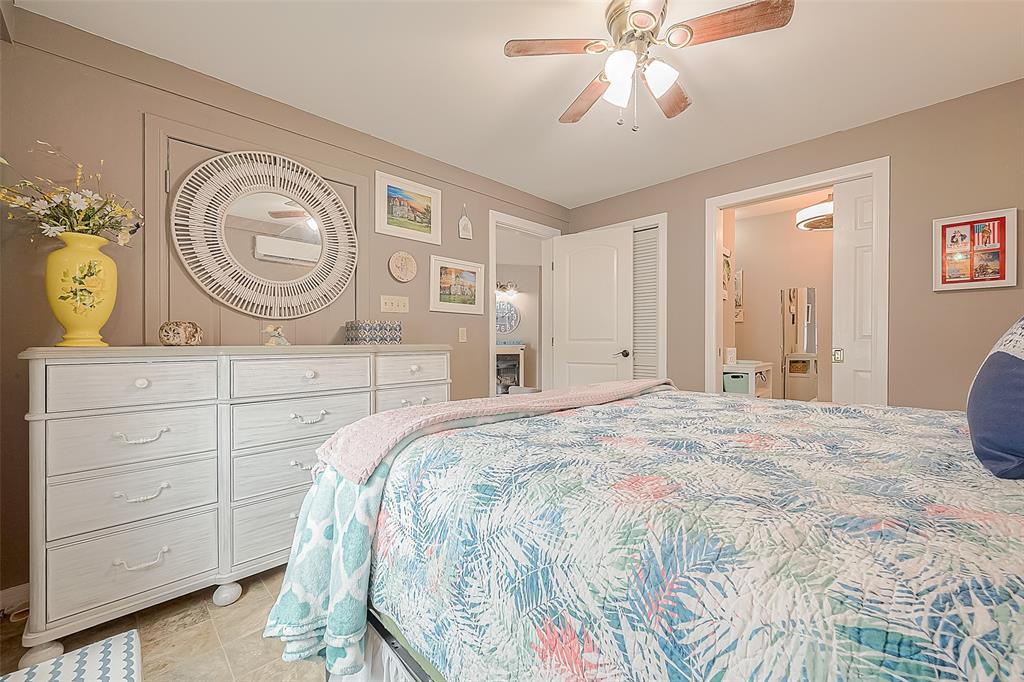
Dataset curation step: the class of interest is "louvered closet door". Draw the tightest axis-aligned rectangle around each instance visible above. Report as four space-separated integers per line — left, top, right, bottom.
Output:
632 228 660 379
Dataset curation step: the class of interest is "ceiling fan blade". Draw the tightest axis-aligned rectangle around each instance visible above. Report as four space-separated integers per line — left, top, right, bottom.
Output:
665 0 794 48
504 39 609 57
559 72 610 124
641 72 691 118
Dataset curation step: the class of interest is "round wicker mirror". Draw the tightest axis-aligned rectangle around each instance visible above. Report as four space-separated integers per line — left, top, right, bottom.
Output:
171 151 357 319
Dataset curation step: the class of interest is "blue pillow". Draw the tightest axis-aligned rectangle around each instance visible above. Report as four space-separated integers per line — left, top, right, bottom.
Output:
967 315 1024 478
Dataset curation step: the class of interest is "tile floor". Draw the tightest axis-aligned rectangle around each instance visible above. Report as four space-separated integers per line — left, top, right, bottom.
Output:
0 566 320 681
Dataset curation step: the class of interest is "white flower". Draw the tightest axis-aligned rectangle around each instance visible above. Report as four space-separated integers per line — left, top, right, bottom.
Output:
40 224 65 238
29 199 51 215
8 195 31 208
116 229 131 246
80 189 101 200
68 193 87 211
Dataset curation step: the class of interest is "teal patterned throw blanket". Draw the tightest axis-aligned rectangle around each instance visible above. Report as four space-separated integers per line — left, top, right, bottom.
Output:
266 389 1024 679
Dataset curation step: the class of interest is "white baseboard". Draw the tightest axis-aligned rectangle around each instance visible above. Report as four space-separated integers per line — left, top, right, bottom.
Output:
0 582 29 614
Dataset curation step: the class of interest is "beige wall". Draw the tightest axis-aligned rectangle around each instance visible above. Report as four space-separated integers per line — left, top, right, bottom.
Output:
496 264 541 388
570 78 1024 410
0 10 567 589
734 210 833 400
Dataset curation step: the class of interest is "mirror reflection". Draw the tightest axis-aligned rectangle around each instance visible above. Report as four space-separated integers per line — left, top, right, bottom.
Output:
781 286 818 401
224 192 323 281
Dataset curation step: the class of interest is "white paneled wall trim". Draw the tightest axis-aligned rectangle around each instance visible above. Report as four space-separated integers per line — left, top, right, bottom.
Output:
16 344 450 666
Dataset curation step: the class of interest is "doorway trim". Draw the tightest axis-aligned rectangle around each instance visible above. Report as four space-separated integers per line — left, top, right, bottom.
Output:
703 157 890 403
590 213 669 379
488 211 562 397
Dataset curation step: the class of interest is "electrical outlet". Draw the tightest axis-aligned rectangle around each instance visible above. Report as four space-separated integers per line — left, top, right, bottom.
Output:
380 295 409 313
458 327 467 343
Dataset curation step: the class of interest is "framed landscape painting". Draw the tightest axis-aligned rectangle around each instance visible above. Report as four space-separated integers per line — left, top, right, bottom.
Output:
933 208 1017 291
430 255 484 314
375 171 442 245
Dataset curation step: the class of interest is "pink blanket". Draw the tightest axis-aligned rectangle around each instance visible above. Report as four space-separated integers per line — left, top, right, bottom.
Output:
317 378 674 484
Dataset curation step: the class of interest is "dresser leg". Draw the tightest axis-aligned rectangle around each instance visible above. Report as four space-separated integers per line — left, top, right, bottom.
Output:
19 641 64 668
212 582 242 607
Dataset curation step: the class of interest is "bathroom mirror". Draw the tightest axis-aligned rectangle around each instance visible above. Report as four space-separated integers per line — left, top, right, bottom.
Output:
781 287 818 401
171 151 357 319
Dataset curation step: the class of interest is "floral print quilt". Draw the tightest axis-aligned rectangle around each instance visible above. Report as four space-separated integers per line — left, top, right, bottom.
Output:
267 389 1024 680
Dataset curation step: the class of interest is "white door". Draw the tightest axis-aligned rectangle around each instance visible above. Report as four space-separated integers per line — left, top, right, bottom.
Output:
832 176 879 404
551 227 633 387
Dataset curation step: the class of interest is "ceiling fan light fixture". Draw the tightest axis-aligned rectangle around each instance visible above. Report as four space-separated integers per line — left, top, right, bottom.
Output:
664 22 693 48
644 59 679 98
602 76 633 107
796 200 834 231
603 49 637 82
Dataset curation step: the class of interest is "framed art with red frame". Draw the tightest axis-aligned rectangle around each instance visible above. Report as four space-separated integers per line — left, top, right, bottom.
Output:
933 208 1017 291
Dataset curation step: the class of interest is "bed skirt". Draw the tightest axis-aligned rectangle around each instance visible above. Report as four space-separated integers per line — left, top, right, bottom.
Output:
327 622 420 682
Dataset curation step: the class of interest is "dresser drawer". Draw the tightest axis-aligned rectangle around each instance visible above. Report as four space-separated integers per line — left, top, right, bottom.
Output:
233 443 317 501
376 383 449 413
231 392 370 450
46 361 217 412
46 406 217 476
231 356 370 398
376 353 449 386
47 510 218 621
232 490 307 566
48 457 218 540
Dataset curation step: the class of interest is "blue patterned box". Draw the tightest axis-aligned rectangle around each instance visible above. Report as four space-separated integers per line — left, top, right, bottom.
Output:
344 320 402 345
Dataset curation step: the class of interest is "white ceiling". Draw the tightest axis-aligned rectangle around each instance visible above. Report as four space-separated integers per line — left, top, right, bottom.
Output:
19 0 1024 208
734 187 830 220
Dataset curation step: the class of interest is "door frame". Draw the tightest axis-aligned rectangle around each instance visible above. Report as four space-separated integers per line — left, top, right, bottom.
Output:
703 157 890 404
589 213 669 379
488 211 562 396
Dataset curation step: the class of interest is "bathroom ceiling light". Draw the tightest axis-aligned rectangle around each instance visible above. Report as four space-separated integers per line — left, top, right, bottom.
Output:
796 197 834 231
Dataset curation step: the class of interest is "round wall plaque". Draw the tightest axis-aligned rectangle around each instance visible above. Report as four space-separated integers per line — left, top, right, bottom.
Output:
388 251 418 283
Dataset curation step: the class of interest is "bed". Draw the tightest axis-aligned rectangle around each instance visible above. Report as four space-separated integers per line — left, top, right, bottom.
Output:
265 383 1024 680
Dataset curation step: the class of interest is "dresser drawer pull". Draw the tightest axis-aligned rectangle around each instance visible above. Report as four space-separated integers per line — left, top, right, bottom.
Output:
289 512 299 520
288 460 314 471
420 396 431 405
409 364 421 374
112 426 170 445
303 369 318 379
113 545 169 572
400 399 411 407
288 409 328 424
134 377 151 389
113 481 171 504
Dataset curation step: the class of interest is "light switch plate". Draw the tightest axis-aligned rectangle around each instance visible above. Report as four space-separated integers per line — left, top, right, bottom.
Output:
380 295 409 313
458 327 467 343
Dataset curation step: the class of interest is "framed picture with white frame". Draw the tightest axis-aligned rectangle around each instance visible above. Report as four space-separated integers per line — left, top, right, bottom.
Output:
429 255 484 315
932 208 1017 291
375 171 442 245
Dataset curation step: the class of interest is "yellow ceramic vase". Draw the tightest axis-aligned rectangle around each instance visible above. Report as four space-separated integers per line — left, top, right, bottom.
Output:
45 232 117 347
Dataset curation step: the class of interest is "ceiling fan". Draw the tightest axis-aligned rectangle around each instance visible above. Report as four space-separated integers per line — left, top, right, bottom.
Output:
504 0 795 125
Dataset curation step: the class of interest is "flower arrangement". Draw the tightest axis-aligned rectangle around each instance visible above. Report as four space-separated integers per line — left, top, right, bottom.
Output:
0 141 143 245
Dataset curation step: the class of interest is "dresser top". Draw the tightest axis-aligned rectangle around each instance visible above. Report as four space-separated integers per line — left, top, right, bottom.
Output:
19 344 452 360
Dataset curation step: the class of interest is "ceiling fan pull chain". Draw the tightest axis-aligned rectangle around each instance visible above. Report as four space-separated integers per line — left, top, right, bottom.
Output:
632 69 640 132
617 108 624 126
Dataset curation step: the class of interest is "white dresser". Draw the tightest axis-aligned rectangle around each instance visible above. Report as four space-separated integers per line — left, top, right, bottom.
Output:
16 344 451 665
